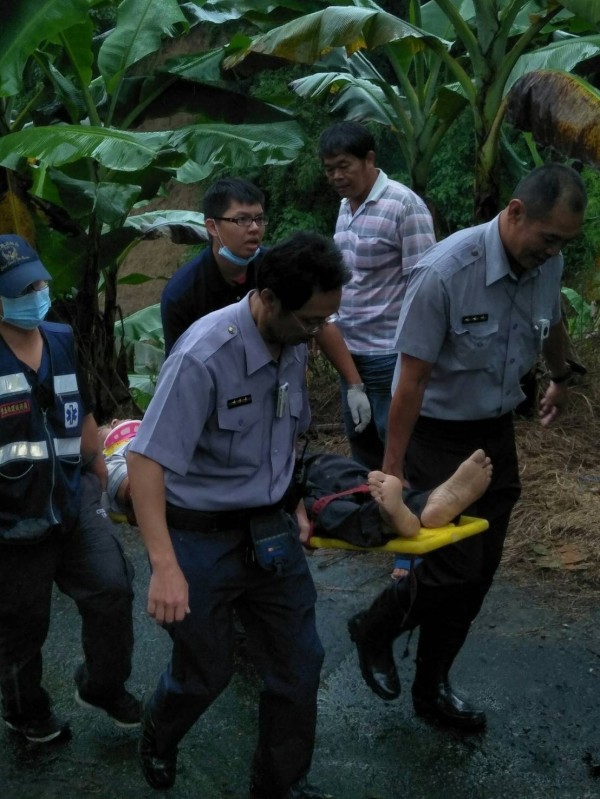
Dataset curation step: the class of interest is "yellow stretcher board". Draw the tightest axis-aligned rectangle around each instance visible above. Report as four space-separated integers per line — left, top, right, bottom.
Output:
307 515 489 555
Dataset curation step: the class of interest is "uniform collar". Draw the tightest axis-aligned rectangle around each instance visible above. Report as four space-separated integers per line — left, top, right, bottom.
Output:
237 293 303 376
484 214 539 287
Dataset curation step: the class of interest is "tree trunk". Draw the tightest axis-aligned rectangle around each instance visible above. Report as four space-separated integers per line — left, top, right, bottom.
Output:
54 224 130 421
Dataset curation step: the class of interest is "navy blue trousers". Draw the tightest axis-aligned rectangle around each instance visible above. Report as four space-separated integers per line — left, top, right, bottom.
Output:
0 473 135 723
147 519 324 799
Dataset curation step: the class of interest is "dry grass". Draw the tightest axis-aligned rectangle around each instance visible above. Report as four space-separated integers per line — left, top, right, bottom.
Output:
505 346 600 610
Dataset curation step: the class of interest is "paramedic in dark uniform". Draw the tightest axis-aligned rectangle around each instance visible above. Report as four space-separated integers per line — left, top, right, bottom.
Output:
128 231 349 799
348 164 587 730
0 235 140 746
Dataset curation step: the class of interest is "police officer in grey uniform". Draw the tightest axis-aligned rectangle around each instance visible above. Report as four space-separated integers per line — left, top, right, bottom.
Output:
127 231 349 799
348 164 587 730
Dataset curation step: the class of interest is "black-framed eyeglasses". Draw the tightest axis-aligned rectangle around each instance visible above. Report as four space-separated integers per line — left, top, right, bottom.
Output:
212 215 269 228
291 311 340 335
19 280 48 297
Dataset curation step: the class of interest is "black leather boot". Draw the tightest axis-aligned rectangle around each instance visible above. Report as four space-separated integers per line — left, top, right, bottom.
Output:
347 582 413 701
249 776 333 799
411 620 486 731
138 690 206 790
139 706 178 790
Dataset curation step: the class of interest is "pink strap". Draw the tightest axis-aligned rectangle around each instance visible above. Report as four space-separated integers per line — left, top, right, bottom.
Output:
310 483 371 517
306 483 371 544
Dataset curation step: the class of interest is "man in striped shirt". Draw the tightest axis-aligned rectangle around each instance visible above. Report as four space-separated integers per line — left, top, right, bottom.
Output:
317 122 435 469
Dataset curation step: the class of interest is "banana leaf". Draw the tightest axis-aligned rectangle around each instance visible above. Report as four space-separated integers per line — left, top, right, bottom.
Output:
506 69 600 167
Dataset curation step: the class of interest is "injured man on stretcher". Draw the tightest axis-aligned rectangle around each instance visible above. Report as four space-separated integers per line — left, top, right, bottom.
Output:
98 419 492 549
367 450 492 538
301 449 492 548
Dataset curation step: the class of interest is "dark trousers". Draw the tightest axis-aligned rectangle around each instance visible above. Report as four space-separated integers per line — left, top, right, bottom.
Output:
0 473 135 722
403 413 522 628
147 520 324 799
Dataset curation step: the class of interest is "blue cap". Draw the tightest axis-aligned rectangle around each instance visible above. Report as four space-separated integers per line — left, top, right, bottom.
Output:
0 235 52 298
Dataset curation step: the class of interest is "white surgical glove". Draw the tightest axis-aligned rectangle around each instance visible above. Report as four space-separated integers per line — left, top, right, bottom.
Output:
346 383 371 433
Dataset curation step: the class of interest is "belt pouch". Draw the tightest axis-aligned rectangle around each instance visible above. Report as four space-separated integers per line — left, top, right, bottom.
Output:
249 509 294 575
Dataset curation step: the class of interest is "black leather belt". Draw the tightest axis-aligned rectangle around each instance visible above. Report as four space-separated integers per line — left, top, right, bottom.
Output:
165 500 286 533
416 412 512 436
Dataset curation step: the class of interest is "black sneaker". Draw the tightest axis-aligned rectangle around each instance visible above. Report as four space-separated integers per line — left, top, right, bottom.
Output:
75 687 141 728
5 713 71 743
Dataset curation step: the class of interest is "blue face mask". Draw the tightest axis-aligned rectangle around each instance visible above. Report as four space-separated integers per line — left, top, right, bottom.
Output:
2 287 51 329
214 225 260 268
217 244 259 268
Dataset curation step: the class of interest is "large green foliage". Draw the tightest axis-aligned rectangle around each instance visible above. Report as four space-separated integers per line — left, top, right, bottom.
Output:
222 0 600 221
246 65 339 241
0 0 308 415
116 302 164 411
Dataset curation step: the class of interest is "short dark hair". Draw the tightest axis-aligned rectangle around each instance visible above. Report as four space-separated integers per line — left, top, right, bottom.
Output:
203 177 265 218
256 231 349 311
512 163 587 219
318 121 375 161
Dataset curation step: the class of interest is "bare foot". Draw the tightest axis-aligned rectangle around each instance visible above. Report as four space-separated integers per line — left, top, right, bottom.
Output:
420 449 492 528
367 471 421 538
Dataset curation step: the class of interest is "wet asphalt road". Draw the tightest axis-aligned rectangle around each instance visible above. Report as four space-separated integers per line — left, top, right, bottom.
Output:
2 524 600 799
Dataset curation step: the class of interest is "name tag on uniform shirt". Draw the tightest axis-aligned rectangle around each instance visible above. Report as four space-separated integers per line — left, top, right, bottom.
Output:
227 395 252 408
462 314 489 324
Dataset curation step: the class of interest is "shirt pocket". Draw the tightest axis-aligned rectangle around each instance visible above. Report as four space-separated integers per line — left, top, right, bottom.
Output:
353 234 390 265
447 322 499 371
215 402 263 469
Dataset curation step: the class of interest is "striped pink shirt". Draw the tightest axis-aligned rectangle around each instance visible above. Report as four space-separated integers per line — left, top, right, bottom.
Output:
334 170 435 355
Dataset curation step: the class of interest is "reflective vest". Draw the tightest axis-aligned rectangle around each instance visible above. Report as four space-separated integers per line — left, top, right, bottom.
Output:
0 322 83 542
